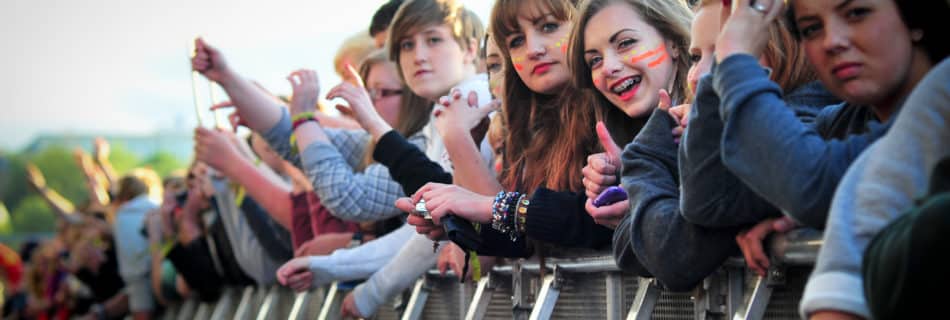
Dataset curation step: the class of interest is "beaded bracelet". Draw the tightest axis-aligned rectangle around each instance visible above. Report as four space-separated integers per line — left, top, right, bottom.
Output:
491 191 507 232
491 191 519 237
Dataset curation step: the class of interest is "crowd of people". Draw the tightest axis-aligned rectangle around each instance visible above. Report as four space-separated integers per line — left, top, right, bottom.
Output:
2 0 948 319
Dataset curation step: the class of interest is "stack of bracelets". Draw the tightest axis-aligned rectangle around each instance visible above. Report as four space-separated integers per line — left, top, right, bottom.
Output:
491 191 530 241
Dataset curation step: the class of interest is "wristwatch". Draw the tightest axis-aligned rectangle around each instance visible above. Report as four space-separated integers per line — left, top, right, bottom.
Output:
348 232 364 248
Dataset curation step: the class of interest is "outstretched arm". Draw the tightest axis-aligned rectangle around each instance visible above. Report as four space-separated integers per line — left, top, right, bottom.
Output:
191 38 284 133
25 163 81 224
92 138 119 195
194 127 293 229
75 148 111 210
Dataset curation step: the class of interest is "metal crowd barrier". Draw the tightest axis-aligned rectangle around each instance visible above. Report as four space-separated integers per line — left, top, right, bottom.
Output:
159 228 822 320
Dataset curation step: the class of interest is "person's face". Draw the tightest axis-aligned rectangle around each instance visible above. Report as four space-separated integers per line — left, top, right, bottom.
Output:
485 38 506 98
687 2 721 95
793 0 922 107
366 62 404 127
504 4 572 95
584 3 678 118
397 24 475 100
373 31 388 48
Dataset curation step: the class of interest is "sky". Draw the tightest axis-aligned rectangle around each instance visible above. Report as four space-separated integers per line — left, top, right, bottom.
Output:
0 0 494 151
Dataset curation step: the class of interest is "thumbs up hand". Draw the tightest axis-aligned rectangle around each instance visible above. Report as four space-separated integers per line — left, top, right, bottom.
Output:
655 89 688 144
582 121 623 199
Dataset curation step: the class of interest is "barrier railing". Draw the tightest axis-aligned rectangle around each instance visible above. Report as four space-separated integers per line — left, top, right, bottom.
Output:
159 228 822 320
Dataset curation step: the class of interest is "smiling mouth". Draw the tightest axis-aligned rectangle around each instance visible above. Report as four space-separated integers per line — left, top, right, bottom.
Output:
610 76 642 101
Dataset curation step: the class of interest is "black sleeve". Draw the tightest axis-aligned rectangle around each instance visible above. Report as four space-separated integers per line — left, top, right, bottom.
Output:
525 188 613 249
373 130 453 195
166 241 224 302
473 224 532 257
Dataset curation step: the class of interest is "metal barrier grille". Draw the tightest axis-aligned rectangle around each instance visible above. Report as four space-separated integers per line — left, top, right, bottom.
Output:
653 291 694 320
373 293 406 320
420 277 468 320
622 274 641 315
484 275 515 319
551 272 609 319
298 288 327 320
763 267 811 320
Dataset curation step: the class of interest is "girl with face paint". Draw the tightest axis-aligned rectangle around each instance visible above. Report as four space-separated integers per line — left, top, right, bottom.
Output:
404 0 642 255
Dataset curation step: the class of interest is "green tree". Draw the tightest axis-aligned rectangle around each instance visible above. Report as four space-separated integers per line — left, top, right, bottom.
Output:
0 202 12 234
141 152 185 178
10 196 56 233
29 145 86 203
107 143 141 175
1 153 28 211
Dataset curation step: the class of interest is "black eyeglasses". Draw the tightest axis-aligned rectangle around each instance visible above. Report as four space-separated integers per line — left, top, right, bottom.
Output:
367 88 403 101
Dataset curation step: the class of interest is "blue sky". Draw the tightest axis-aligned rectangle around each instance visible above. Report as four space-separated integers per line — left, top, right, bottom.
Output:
0 0 493 151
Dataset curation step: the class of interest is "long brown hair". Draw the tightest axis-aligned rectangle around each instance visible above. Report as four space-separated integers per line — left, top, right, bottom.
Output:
490 0 597 193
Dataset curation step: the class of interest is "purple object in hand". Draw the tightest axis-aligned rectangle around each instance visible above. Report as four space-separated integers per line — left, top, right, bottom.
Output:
593 186 628 207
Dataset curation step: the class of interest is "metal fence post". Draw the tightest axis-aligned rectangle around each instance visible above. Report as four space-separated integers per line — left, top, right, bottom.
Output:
626 278 659 320
401 278 431 320
317 282 343 320
528 266 562 320
606 272 624 320
465 273 494 320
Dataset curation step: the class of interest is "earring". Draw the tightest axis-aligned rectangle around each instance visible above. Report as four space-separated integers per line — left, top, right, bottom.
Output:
911 29 924 42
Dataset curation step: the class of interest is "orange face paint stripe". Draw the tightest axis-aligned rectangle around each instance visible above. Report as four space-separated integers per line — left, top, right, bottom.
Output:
630 45 665 65
647 49 668 68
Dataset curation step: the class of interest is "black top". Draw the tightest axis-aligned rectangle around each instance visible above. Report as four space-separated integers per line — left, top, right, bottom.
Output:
373 130 611 256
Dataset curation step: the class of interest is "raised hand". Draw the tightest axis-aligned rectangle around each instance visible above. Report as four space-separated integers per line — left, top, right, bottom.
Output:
655 89 687 143
191 38 235 83
715 0 785 63
582 122 623 199
325 64 392 139
93 138 110 164
193 127 242 174
434 88 500 139
287 69 321 117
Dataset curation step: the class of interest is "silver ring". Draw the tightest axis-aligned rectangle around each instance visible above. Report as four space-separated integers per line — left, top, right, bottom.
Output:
751 2 768 13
